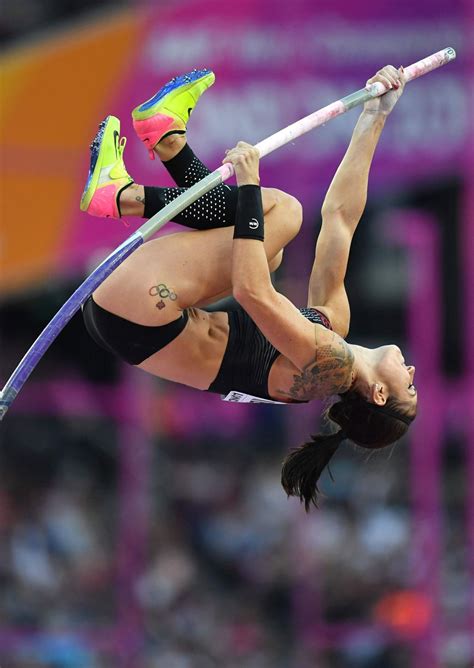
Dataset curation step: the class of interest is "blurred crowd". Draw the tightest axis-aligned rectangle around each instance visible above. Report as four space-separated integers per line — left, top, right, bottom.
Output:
0 372 469 668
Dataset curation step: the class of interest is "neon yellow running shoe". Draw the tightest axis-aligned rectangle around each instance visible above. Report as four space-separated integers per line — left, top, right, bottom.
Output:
132 68 215 160
80 115 133 219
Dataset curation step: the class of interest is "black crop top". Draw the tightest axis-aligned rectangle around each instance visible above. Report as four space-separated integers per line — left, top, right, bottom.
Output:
207 305 333 399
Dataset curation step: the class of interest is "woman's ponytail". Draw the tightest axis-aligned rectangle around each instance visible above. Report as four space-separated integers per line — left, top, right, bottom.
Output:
281 430 346 511
281 391 414 512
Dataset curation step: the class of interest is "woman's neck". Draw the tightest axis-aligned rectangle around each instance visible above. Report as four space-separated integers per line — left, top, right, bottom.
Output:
346 344 376 398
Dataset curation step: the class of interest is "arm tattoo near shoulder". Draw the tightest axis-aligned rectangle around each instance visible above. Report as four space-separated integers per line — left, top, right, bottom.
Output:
280 329 354 401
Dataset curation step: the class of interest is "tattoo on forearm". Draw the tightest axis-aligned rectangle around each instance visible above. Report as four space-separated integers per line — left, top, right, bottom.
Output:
149 283 178 310
279 329 354 401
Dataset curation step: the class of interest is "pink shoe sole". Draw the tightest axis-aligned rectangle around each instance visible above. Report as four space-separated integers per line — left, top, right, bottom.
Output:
132 114 176 160
87 184 120 218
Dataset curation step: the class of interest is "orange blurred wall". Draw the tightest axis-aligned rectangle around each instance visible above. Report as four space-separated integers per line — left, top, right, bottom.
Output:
0 9 142 295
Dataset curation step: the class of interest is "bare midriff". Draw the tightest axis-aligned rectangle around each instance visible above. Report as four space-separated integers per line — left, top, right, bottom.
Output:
137 308 230 390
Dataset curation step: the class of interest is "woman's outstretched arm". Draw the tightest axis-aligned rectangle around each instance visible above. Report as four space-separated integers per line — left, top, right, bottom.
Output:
307 65 406 336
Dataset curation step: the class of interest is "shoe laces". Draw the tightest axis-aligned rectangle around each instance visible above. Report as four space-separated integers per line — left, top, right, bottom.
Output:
109 136 130 178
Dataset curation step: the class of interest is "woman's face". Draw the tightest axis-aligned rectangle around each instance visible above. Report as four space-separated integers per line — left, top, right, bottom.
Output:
374 345 417 413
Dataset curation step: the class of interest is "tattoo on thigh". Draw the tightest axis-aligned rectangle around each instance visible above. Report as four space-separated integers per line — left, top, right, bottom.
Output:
149 283 178 309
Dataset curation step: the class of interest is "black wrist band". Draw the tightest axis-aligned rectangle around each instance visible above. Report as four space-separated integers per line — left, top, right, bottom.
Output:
233 184 264 241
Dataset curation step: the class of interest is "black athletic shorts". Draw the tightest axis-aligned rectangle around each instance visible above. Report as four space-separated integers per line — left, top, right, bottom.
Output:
82 296 189 365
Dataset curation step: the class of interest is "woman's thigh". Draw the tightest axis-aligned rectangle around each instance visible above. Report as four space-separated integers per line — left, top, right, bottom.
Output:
93 187 302 326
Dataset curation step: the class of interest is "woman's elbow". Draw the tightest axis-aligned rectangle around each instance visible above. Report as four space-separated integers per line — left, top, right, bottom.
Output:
321 199 363 229
232 283 254 307
232 283 266 309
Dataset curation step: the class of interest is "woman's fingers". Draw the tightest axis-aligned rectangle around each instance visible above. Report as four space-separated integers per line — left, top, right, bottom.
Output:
222 142 259 165
367 65 404 90
221 142 260 185
366 72 393 90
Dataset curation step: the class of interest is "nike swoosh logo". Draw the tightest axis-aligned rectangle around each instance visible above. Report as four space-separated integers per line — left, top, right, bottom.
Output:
113 130 120 157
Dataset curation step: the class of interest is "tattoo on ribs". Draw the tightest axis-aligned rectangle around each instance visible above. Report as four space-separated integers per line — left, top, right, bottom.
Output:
149 283 178 309
279 329 354 401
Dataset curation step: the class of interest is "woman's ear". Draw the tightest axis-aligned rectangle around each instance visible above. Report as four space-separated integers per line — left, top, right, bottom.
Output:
371 382 387 406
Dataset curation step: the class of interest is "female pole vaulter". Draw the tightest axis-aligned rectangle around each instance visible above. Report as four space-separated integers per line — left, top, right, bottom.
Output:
81 66 416 509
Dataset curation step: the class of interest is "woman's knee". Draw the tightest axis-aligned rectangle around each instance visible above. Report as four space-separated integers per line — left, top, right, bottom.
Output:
285 192 303 237
269 250 284 273
262 187 303 238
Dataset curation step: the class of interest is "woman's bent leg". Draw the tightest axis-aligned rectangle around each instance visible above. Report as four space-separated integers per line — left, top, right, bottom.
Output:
94 189 302 326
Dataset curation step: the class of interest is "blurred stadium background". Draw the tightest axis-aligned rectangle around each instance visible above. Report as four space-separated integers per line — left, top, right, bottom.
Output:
0 1 473 666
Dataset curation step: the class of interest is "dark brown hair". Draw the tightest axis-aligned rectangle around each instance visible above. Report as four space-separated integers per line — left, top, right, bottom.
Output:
281 391 415 511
